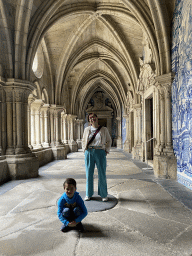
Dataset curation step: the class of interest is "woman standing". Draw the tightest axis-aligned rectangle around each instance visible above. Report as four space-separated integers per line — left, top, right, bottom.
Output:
82 113 112 202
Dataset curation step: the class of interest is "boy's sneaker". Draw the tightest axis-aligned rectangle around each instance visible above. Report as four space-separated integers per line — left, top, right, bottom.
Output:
60 225 70 232
102 197 108 202
76 222 84 232
84 196 91 201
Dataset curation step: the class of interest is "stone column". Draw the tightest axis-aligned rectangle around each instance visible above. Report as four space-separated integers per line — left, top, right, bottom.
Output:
31 99 44 149
0 85 3 155
50 107 55 146
76 119 83 149
4 79 39 180
50 105 66 159
164 84 173 152
159 87 165 151
15 89 26 154
64 114 68 144
28 94 35 149
116 116 122 149
80 119 84 139
5 89 14 155
68 114 78 152
154 73 177 179
41 104 50 147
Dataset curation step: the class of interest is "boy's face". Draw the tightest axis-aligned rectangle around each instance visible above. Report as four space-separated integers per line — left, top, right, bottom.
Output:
64 183 76 198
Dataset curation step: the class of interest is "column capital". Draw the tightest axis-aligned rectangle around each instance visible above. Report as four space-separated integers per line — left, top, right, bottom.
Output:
68 114 77 121
31 99 44 111
41 104 50 111
133 103 142 109
155 72 174 86
116 116 121 121
5 78 36 93
50 104 65 115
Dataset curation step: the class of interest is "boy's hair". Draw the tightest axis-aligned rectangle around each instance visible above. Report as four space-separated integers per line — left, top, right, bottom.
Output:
63 178 76 188
88 113 97 121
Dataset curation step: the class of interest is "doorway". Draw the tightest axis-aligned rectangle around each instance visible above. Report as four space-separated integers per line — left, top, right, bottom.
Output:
145 97 153 160
98 118 107 127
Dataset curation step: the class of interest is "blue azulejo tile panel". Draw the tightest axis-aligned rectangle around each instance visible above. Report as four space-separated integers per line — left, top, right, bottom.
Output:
172 0 192 189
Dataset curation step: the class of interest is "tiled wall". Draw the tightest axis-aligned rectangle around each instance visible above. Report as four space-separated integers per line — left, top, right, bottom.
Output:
172 0 192 189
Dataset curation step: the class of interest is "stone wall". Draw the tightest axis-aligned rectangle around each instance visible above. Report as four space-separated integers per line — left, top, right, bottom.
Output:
172 0 192 189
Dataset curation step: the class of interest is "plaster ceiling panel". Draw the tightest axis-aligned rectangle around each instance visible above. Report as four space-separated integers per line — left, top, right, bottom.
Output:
71 18 125 59
44 14 90 74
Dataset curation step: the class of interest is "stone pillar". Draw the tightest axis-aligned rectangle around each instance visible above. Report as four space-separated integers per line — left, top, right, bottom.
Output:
164 84 173 151
64 114 68 144
68 114 78 152
154 73 177 179
4 79 39 180
0 86 2 155
50 105 66 159
28 94 35 149
116 116 122 148
76 119 83 149
132 104 142 160
5 89 14 155
41 104 50 147
31 99 44 149
159 87 165 151
50 107 55 146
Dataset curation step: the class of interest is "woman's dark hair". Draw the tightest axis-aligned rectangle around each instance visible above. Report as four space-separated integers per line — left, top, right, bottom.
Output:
63 178 76 188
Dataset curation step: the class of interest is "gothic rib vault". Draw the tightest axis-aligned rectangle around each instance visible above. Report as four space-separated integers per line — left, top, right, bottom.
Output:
0 0 178 184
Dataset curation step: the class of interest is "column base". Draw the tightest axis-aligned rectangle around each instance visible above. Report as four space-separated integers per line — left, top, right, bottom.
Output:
123 140 131 153
69 141 78 152
76 139 82 149
153 154 177 179
6 153 39 180
132 144 143 161
52 145 67 160
116 138 122 149
0 156 9 185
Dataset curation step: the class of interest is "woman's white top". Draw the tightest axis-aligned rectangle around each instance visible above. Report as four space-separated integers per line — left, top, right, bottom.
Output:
88 126 102 147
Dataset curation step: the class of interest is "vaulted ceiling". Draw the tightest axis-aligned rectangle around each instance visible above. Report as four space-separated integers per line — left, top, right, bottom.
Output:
1 0 176 118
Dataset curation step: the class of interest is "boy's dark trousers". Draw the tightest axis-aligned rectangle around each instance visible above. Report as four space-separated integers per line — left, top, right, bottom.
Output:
61 206 84 232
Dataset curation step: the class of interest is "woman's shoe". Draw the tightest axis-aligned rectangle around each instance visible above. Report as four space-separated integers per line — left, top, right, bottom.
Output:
102 197 108 202
84 196 91 201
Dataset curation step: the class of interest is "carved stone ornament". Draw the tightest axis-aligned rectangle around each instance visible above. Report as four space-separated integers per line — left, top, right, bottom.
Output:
15 89 23 102
94 92 104 109
138 64 157 92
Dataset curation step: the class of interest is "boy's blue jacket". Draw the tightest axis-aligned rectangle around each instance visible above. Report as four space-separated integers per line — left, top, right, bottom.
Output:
57 191 88 226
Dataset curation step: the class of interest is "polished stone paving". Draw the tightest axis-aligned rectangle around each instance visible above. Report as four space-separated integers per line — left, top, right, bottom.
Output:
0 148 192 256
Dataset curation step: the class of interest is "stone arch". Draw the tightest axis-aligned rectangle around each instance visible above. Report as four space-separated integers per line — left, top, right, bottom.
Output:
78 78 121 119
42 88 49 104
0 0 13 77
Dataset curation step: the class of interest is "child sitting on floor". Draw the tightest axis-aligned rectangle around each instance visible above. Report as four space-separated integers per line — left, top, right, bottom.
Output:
57 178 88 232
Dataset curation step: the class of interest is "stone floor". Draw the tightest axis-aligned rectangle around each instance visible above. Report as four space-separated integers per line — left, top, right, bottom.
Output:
0 148 192 256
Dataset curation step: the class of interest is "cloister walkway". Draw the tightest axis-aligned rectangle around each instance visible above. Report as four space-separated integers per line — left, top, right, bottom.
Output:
0 149 192 256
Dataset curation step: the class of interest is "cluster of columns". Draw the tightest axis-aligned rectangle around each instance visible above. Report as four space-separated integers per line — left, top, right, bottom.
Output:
123 73 177 179
0 79 85 182
155 73 174 155
28 96 84 153
0 79 39 180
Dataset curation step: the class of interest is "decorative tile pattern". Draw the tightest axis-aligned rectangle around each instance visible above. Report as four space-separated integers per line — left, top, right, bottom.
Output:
172 0 192 189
